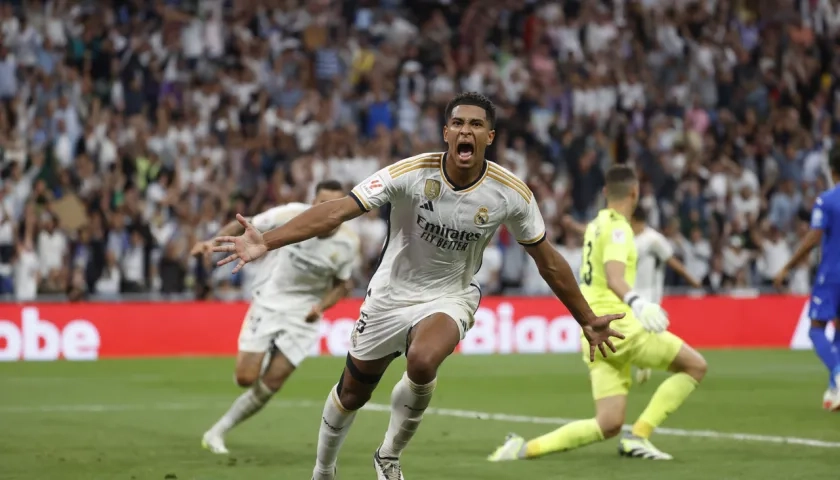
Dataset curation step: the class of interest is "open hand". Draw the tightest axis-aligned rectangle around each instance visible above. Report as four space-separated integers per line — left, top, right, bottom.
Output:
581 313 626 362
213 214 268 274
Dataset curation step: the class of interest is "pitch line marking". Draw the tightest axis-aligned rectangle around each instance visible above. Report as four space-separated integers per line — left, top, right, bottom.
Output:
1 400 838 449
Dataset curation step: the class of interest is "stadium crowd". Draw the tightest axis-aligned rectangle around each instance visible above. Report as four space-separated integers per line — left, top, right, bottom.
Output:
0 0 836 301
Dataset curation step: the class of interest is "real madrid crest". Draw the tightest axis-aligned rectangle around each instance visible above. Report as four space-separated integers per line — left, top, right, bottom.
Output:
474 206 489 226
424 179 441 200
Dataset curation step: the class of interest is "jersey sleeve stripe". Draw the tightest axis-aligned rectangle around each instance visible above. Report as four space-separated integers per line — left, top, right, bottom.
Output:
487 171 532 203
488 164 531 195
390 162 439 179
518 231 546 246
387 153 444 177
349 189 370 212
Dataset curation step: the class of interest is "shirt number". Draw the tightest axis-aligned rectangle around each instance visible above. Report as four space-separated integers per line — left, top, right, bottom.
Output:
582 240 594 286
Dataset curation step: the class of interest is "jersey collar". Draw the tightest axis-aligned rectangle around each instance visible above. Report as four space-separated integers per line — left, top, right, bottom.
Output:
440 152 489 193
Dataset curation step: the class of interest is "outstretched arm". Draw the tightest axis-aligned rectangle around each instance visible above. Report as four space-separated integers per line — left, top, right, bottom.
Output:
213 197 364 272
262 197 363 250
524 240 626 361
524 240 597 326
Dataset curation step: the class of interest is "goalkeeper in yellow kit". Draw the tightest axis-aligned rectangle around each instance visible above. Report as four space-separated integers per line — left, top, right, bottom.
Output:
488 165 707 461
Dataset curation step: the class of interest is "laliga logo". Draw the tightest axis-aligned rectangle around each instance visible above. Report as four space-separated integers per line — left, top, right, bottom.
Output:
0 307 101 361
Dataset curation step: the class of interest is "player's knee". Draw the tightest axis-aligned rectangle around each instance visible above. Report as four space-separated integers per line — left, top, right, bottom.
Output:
596 414 624 439
684 353 708 383
405 348 444 385
337 383 373 411
234 371 260 388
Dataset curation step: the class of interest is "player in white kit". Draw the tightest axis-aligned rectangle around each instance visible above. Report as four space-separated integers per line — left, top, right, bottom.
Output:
195 180 360 455
212 92 626 480
630 207 701 384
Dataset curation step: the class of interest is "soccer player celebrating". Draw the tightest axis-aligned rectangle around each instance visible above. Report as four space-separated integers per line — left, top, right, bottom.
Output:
194 180 360 455
774 150 840 411
488 166 707 462
213 92 625 480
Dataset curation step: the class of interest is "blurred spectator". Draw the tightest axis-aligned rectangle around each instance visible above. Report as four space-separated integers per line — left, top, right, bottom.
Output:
0 0 836 301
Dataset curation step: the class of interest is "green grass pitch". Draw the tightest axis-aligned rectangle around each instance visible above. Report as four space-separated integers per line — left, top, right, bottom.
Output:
1 350 838 479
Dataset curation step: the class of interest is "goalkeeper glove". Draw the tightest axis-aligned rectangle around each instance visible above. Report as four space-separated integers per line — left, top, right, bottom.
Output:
623 291 669 333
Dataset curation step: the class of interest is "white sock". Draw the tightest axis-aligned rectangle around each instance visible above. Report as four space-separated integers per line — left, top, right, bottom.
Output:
210 380 275 434
378 372 436 458
314 384 358 474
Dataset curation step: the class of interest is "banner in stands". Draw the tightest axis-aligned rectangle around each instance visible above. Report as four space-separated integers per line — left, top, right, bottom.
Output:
0 296 825 361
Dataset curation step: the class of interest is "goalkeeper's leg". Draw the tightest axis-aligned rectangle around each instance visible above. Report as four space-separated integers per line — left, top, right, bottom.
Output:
488 361 630 461
624 338 706 458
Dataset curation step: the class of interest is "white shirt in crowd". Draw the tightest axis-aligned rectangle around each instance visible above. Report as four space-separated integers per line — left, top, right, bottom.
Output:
121 246 146 284
757 237 791 281
722 240 750 278
679 236 712 281
37 229 67 275
95 265 122 295
13 248 39 301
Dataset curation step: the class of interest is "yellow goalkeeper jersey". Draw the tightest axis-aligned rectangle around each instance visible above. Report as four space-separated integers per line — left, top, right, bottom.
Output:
579 208 642 336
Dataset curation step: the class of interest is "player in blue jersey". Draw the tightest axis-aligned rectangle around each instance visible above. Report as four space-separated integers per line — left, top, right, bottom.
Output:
774 150 840 411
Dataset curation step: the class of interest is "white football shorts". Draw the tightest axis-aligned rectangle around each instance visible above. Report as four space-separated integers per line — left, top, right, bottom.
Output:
237 303 319 367
348 285 481 361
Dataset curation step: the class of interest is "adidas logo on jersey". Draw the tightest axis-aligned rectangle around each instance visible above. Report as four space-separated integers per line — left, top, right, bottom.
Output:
420 201 434 212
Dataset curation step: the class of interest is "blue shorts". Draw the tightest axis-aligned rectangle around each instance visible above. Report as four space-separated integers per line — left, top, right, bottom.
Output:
809 283 840 322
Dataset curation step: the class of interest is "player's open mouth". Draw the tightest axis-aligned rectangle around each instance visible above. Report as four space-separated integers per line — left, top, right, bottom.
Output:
457 142 474 160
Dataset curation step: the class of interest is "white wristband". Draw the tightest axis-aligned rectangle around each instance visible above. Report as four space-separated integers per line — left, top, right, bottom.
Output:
623 290 641 308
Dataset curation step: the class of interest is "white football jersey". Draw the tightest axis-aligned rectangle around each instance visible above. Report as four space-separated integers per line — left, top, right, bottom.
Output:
249 202 360 314
350 152 546 307
634 227 674 304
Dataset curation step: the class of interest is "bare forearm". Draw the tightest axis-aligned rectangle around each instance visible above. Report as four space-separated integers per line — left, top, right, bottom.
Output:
783 231 821 271
539 256 596 326
785 245 814 271
607 277 632 301
263 198 359 251
216 219 247 238
667 257 700 287
317 281 351 312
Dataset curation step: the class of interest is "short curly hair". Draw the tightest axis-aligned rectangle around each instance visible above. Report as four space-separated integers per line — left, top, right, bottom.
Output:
444 92 496 128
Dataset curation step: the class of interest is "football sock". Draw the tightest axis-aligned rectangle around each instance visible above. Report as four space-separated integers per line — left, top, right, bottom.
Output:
522 419 605 458
315 384 358 474
830 326 840 388
809 327 839 386
379 372 436 458
632 373 698 439
210 380 275 434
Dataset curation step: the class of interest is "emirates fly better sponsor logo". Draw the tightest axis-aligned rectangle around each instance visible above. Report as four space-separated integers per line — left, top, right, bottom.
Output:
416 215 482 251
